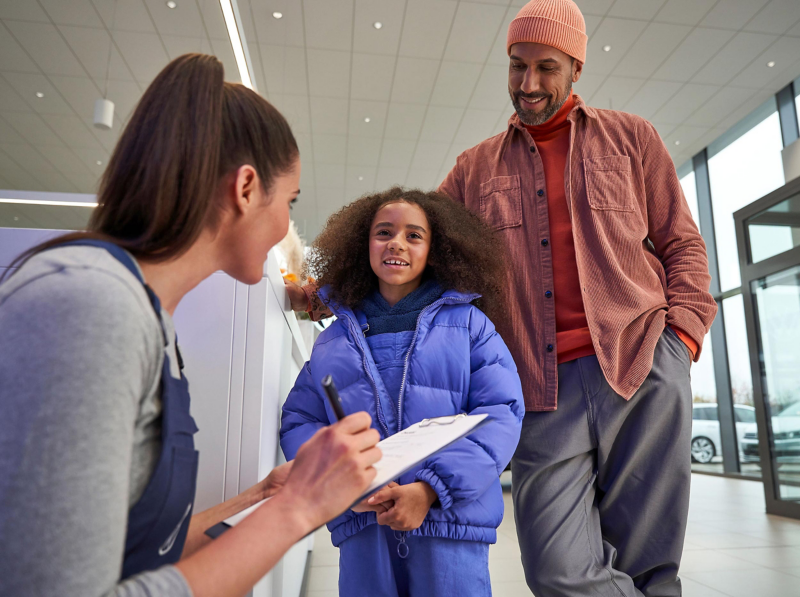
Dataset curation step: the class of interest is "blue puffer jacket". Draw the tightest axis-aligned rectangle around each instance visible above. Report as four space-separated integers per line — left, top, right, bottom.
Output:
280 286 525 547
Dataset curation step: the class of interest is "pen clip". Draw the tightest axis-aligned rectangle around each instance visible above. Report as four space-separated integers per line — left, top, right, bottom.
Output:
419 413 467 427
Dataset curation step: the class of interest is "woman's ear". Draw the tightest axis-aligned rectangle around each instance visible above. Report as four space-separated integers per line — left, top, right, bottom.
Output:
232 165 259 215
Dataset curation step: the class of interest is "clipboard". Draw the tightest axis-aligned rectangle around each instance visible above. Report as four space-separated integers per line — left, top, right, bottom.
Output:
354 413 491 503
205 413 491 539
205 498 271 538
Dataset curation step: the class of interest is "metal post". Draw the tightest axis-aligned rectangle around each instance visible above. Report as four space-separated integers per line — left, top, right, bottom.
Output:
777 82 799 148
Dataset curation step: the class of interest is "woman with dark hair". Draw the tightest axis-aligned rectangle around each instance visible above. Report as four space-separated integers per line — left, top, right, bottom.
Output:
280 188 525 596
0 54 380 597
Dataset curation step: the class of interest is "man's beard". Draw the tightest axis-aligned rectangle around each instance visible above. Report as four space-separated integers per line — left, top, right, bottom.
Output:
510 78 573 126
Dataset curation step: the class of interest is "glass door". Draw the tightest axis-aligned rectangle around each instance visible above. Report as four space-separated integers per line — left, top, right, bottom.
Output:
736 178 800 519
751 266 800 505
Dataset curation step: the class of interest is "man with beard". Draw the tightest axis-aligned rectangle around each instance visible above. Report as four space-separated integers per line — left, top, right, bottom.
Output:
438 1 717 595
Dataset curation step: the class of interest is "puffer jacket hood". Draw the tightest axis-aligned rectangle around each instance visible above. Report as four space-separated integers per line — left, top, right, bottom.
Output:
280 285 525 546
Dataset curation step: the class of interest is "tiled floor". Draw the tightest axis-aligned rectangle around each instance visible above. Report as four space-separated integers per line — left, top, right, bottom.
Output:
304 474 800 597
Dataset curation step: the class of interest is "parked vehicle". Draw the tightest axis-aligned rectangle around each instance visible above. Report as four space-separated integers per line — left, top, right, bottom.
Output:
740 401 800 464
691 403 756 464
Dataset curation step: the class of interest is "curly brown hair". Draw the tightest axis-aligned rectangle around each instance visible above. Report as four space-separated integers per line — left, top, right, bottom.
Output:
306 187 508 321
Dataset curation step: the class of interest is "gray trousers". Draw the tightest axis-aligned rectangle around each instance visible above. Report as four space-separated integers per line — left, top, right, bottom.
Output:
512 327 693 597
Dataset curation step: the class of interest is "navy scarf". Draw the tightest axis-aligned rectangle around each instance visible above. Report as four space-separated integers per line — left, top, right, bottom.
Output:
360 280 444 337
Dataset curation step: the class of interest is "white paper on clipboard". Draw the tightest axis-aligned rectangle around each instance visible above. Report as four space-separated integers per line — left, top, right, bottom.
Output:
356 413 490 502
216 413 490 530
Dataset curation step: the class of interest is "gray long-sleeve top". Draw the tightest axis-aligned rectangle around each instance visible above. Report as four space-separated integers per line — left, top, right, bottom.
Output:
0 246 192 596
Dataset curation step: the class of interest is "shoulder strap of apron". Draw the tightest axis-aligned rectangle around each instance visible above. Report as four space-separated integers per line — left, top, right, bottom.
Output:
53 239 171 349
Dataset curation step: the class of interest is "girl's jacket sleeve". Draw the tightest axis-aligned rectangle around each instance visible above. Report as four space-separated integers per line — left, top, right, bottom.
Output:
414 310 525 510
280 361 327 460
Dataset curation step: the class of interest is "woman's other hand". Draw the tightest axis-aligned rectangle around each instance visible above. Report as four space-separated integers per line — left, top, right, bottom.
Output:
284 279 309 312
259 461 293 500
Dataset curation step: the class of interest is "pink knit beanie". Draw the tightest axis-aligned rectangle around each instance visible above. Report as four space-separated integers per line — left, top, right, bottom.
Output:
507 0 587 64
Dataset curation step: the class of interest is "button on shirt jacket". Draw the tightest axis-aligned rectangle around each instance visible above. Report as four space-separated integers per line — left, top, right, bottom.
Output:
438 94 717 411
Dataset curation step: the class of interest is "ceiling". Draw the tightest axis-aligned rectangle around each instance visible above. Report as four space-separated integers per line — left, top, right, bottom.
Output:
2 0 800 239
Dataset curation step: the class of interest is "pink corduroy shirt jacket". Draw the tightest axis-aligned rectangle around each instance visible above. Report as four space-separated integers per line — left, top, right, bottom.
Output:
438 95 717 411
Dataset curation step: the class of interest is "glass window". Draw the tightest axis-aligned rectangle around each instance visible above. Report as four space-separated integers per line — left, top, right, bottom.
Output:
679 170 700 226
734 405 756 423
723 294 754 407
722 293 760 478
781 402 800 417
690 332 721 472
691 331 717 403
747 191 800 263
795 75 800 126
708 103 785 291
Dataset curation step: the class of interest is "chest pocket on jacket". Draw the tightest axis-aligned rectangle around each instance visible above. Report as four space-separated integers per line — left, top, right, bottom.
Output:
479 175 522 230
584 155 635 212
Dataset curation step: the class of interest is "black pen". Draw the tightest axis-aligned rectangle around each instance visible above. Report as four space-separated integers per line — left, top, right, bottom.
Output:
321 375 347 421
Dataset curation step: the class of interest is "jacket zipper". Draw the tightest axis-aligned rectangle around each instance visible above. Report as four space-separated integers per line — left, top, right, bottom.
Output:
344 316 391 437
395 296 473 434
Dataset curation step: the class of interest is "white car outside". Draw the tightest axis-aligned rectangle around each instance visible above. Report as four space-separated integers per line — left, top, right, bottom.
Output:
740 401 800 463
691 403 756 464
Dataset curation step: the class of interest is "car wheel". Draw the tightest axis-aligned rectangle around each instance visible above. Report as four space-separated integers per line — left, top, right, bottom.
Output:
691 437 715 464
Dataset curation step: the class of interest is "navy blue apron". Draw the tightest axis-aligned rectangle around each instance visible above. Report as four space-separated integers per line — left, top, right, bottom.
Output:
56 240 199 579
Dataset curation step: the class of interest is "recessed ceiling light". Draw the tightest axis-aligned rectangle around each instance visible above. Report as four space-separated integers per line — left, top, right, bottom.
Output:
358 176 364 181
13 217 18 221
603 45 611 52
373 22 383 29
364 117 371 123
166 1 177 8
35 92 44 98
674 140 681 146
767 60 776 68
273 11 283 19
96 160 103 166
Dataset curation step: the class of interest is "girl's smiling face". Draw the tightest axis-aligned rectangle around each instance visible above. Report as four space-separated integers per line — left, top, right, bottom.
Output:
369 201 432 306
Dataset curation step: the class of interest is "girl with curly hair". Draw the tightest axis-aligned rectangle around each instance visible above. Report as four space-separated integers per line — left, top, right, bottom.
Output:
280 187 525 596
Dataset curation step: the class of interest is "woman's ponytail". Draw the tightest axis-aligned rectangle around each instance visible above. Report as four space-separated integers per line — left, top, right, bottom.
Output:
91 53 227 260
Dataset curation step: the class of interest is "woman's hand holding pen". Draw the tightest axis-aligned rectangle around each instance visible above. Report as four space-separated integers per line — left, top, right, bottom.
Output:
370 481 438 532
278 412 382 531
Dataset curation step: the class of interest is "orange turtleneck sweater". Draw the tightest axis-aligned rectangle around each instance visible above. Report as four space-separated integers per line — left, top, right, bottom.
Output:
524 92 698 363
524 93 595 363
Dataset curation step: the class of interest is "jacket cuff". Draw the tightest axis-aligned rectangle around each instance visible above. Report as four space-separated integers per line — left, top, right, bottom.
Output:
415 468 453 510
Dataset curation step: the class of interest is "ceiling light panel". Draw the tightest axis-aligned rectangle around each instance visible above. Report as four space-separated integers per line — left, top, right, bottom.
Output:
218 0 255 89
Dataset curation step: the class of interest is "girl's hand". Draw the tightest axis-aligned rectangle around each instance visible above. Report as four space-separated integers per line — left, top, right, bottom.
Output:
372 482 438 532
258 461 293 500
284 279 309 312
351 482 398 513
